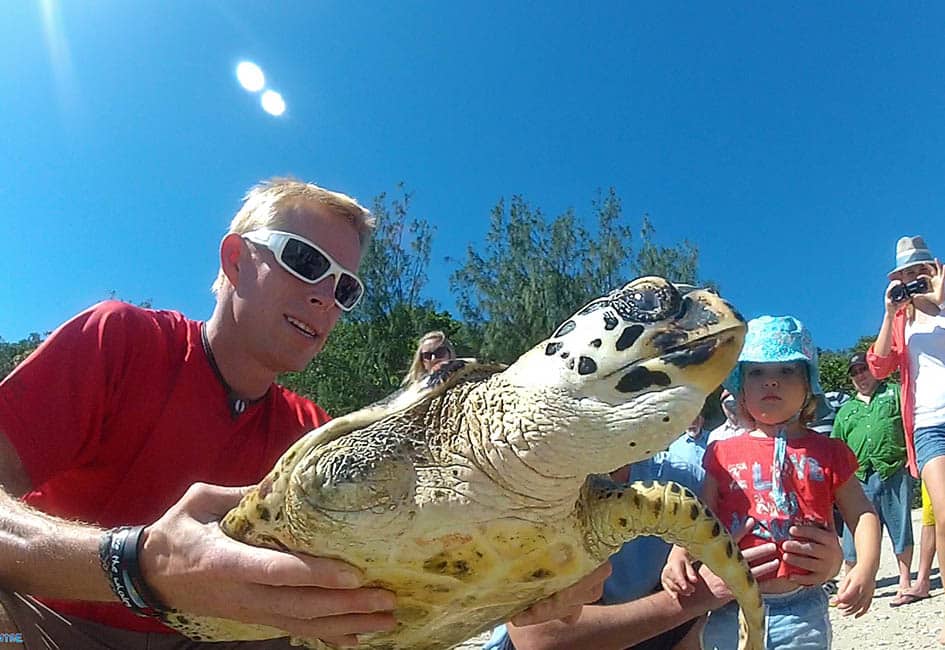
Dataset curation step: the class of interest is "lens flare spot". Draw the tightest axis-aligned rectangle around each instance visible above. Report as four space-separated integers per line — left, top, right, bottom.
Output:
261 90 286 116
236 61 265 92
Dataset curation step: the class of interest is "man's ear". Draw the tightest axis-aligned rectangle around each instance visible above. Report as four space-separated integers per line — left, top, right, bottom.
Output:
220 233 245 289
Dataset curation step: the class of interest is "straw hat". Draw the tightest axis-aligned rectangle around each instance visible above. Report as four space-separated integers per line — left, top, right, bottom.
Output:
889 235 935 278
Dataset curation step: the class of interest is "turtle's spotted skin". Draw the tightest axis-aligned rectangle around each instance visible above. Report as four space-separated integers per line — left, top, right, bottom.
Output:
162 277 762 650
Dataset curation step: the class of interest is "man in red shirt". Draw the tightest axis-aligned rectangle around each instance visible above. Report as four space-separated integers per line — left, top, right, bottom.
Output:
0 178 602 649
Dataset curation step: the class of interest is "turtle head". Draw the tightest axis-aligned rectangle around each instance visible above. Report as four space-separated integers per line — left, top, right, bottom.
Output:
501 277 745 462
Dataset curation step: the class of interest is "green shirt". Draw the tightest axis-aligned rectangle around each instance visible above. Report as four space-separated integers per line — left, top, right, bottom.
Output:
831 381 906 481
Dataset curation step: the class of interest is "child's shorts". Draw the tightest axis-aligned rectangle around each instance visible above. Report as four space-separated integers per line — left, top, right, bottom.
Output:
702 586 831 650
915 424 945 476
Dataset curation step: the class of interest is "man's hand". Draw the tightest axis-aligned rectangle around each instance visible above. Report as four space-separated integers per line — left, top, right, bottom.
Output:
781 524 843 585
140 483 397 648
509 562 612 627
695 518 779 609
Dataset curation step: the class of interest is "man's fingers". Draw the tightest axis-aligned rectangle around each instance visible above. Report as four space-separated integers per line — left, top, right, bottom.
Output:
182 482 255 521
788 524 831 545
249 584 396 620
510 564 610 627
740 541 777 564
252 611 397 641
209 543 369 589
747 558 779 580
559 607 584 625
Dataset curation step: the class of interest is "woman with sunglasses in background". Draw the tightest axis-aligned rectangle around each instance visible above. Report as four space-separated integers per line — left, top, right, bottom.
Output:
868 235 945 642
402 330 456 386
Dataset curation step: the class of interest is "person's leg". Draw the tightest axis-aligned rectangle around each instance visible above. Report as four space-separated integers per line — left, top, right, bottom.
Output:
916 425 945 644
904 481 936 598
880 469 915 596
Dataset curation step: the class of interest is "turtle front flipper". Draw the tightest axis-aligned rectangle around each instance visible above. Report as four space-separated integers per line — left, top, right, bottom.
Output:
581 477 765 650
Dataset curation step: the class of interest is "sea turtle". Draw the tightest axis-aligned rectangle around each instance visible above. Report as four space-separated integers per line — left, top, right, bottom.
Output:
163 276 763 649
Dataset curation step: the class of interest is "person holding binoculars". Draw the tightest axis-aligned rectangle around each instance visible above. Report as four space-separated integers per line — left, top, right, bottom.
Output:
867 235 945 643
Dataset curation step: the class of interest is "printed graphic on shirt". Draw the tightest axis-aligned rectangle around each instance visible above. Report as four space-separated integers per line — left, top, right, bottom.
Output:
723 450 826 542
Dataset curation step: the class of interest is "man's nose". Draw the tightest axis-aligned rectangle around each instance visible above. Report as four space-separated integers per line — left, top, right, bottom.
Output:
307 274 337 308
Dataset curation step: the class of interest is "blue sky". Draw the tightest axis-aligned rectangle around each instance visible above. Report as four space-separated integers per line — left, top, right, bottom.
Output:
2 2 944 351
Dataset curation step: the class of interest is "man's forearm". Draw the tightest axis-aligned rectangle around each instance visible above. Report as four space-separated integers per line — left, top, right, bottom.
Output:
0 488 113 601
507 588 713 650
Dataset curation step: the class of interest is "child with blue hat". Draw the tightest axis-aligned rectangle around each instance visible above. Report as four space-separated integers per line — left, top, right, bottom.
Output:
662 315 881 649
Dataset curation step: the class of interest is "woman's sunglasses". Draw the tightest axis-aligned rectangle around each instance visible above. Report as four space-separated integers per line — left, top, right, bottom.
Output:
420 345 452 362
242 229 365 311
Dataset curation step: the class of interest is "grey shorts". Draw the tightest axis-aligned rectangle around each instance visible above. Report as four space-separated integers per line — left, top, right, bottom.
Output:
0 590 295 650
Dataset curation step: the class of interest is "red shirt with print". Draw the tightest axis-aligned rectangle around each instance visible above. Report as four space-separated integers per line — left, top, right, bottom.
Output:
704 431 857 579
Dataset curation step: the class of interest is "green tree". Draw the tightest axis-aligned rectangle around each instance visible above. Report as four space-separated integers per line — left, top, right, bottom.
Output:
817 335 878 394
817 350 852 395
0 333 45 379
279 187 471 415
450 189 703 363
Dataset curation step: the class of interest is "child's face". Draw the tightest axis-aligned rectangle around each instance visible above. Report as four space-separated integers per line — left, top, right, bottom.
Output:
741 361 809 426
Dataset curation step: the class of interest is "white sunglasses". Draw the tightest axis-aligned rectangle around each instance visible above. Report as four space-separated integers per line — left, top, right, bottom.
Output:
242 229 365 311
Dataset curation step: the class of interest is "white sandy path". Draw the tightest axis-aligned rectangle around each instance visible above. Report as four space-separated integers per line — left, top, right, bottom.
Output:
830 507 942 650
455 508 943 649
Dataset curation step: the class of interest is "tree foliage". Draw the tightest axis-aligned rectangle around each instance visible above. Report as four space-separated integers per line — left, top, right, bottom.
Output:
817 335 877 395
0 333 44 379
450 189 703 362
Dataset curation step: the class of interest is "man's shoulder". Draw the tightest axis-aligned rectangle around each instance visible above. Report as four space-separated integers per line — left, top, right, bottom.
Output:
79 300 191 335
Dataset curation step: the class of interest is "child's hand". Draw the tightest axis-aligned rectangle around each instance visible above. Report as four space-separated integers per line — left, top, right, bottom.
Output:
661 545 698 598
833 565 876 618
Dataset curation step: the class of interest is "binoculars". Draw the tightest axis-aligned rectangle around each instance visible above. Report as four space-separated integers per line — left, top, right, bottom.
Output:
889 277 930 303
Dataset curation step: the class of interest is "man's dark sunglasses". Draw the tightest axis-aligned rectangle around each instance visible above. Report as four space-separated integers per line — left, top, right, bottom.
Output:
242 229 365 311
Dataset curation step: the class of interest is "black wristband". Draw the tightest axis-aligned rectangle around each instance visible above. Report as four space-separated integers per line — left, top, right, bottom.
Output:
99 525 166 617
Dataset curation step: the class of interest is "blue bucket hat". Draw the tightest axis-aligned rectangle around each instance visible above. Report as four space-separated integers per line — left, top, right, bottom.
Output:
724 315 823 398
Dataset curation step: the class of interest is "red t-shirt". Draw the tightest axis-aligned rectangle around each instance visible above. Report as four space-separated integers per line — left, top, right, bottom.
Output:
0 301 330 632
704 431 857 580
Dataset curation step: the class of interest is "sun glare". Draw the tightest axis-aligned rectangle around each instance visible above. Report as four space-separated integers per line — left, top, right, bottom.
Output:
261 90 286 116
236 61 265 92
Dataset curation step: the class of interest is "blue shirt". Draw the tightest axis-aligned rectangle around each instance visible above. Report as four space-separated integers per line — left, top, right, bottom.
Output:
666 429 709 470
483 453 704 649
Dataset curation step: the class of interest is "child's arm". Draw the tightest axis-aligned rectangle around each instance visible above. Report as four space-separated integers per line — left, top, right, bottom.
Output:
660 544 697 597
661 475 722 597
834 476 881 617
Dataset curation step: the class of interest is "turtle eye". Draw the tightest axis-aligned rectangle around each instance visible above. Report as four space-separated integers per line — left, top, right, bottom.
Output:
611 281 682 323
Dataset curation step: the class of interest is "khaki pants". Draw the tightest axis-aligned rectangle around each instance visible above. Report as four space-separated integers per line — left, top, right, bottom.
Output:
0 590 295 649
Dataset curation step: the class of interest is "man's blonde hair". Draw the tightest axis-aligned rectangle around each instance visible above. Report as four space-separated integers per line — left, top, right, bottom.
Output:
211 177 375 295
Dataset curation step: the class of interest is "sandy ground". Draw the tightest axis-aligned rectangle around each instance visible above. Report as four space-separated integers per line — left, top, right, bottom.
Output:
830 507 942 650
454 507 943 649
